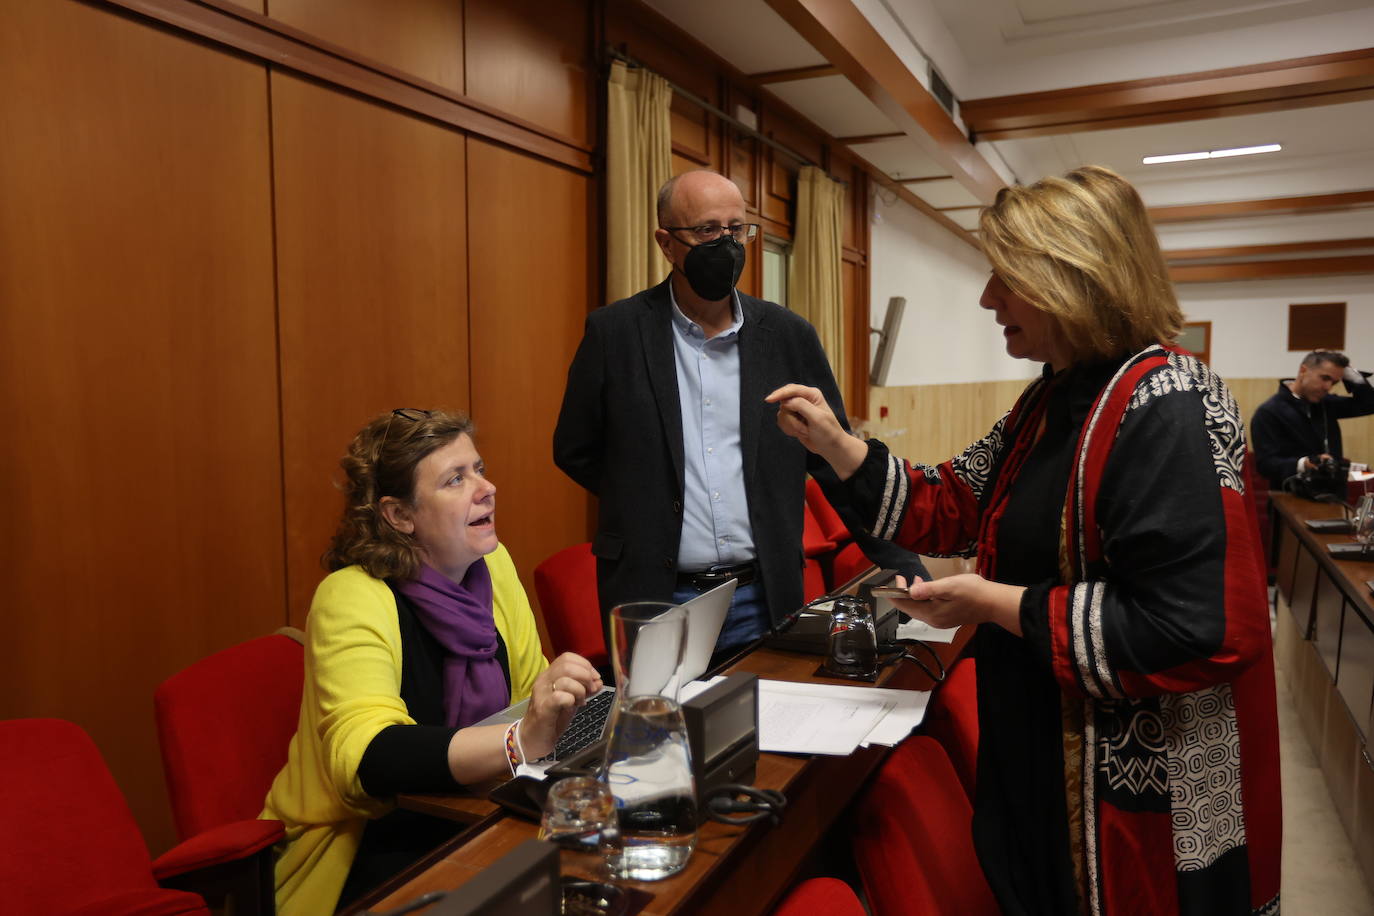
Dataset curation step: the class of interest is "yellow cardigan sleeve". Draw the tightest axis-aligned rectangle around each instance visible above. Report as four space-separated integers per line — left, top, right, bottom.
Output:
488 543 549 703
306 566 418 812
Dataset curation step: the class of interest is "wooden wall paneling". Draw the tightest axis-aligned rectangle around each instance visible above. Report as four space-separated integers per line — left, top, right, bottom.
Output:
0 0 281 852
724 87 761 211
466 139 593 646
271 73 470 625
1291 547 1319 638
464 0 592 149
1354 746 1374 891
1314 573 1345 678
1275 521 1299 604
1321 682 1361 838
267 0 465 96
867 380 1033 466
1339 609 1374 741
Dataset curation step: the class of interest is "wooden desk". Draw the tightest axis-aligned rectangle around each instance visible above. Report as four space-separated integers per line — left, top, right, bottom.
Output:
356 625 968 916
1269 493 1374 888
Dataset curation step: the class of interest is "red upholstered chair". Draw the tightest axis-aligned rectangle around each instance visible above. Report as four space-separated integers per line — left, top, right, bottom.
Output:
534 542 609 668
772 876 865 916
805 477 852 548
153 629 305 914
831 541 875 589
802 501 839 595
921 656 978 798
854 735 999 916
0 718 211 916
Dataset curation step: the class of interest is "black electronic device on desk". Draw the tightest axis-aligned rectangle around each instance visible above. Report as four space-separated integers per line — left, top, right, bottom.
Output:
765 569 901 655
425 839 559 915
681 673 759 822
1327 543 1374 561
1306 517 1354 534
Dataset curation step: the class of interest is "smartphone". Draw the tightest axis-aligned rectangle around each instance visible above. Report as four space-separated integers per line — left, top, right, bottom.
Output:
486 775 551 822
869 585 914 599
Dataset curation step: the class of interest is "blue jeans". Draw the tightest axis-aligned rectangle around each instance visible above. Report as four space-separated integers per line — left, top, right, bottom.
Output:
672 580 768 652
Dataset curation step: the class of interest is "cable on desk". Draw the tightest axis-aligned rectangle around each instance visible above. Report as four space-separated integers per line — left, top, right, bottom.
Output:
702 784 787 827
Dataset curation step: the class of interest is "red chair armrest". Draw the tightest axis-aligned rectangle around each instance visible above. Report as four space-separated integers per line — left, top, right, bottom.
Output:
151 819 284 880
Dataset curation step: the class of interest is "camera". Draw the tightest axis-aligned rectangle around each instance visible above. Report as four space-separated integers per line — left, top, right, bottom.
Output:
1285 455 1350 501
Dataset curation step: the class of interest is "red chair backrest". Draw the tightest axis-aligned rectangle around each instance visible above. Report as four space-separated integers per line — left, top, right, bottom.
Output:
772 877 865 916
533 542 608 668
921 656 978 798
831 541 874 589
0 718 209 915
1242 449 1274 573
801 502 837 558
154 633 304 840
854 735 999 916
805 477 851 546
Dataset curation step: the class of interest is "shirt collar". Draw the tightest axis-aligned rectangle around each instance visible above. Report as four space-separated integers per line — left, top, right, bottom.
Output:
668 281 744 340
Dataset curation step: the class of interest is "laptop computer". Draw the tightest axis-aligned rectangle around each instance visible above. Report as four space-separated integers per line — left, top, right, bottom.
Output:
474 577 737 762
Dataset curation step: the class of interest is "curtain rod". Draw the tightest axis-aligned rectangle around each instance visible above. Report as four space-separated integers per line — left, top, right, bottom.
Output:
607 47 848 187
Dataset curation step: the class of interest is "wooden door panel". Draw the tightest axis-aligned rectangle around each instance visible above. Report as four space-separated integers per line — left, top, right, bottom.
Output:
272 73 470 624
0 0 280 851
466 139 592 635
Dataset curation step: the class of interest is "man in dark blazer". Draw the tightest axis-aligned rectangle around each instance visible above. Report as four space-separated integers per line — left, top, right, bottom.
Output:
1251 349 1373 495
554 169 847 652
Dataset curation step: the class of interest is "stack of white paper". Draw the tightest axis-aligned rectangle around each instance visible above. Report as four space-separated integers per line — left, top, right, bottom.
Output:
757 679 930 756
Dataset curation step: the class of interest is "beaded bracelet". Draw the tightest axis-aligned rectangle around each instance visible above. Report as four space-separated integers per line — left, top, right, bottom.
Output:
504 720 521 776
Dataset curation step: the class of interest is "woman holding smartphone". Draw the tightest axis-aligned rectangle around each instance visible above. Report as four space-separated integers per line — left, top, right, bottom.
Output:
768 167 1280 916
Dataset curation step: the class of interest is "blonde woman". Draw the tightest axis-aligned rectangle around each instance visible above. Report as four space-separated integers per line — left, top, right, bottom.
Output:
769 167 1280 915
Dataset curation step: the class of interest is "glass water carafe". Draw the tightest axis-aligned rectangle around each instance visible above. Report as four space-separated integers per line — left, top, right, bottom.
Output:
600 601 696 881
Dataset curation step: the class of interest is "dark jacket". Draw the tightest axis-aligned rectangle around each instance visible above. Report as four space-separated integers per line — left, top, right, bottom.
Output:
1250 372 1374 489
553 278 846 626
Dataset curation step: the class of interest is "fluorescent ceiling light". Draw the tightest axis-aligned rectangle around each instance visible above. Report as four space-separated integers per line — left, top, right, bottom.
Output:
1143 144 1281 165
1207 144 1283 158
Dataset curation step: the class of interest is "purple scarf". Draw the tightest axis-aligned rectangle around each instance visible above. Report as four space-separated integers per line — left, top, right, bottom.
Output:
394 560 509 728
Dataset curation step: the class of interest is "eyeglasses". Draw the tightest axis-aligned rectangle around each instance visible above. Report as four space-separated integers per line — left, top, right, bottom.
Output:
381 408 435 449
662 223 760 245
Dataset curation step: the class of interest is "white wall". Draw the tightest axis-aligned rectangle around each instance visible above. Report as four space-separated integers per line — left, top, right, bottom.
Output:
1177 275 1374 380
869 190 1038 386
869 190 1374 387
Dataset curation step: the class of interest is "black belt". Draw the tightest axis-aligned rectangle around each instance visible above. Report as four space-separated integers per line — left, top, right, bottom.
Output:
678 562 756 591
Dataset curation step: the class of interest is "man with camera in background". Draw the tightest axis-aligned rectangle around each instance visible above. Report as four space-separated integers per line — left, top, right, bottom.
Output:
1251 349 1374 499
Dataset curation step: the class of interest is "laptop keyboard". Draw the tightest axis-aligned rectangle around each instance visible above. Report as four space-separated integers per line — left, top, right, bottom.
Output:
553 689 616 760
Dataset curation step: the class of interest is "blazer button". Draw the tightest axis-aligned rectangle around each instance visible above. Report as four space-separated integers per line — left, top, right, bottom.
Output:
663 557 674 569
673 500 683 514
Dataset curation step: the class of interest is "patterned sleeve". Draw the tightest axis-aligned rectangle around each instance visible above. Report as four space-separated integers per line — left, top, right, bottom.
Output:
843 411 1010 558
1028 359 1270 699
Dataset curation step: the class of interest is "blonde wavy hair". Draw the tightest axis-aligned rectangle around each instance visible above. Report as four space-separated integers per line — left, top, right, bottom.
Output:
322 408 474 581
979 165 1182 362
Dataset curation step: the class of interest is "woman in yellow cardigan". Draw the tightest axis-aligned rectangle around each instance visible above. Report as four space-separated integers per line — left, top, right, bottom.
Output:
261 409 602 914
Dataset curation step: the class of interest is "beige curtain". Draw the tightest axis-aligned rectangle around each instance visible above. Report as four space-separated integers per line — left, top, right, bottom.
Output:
790 165 846 385
605 60 672 304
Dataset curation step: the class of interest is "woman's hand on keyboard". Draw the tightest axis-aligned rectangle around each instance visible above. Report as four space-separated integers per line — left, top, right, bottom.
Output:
520 653 603 761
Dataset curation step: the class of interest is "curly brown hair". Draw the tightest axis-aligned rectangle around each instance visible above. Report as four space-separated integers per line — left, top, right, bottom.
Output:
322 408 474 580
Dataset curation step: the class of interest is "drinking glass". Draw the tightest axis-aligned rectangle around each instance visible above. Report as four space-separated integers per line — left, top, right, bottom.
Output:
537 776 619 877
824 595 878 679
600 602 696 881
1355 494 1374 556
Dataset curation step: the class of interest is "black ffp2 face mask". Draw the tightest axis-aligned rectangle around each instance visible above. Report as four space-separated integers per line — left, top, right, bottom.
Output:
681 235 745 301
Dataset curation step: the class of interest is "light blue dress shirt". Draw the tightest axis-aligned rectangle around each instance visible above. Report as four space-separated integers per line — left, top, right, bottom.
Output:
669 286 756 572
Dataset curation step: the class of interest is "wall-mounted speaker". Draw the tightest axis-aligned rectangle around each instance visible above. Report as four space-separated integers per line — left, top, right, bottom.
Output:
870 296 906 387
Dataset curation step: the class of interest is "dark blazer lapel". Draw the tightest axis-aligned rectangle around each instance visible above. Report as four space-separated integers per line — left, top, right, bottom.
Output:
639 279 685 485
737 294 771 494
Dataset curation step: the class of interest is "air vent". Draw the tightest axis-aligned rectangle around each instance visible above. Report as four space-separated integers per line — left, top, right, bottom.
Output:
928 65 954 116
